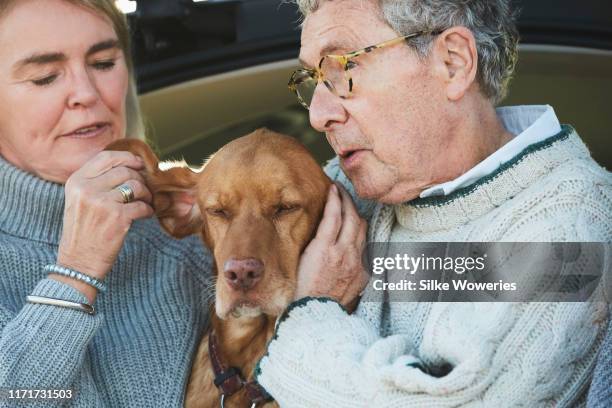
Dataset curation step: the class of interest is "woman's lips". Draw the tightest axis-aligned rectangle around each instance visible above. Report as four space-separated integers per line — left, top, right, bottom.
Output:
62 123 110 139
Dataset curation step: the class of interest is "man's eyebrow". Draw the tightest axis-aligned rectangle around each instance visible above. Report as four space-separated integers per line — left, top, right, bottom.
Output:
320 42 353 56
298 42 354 68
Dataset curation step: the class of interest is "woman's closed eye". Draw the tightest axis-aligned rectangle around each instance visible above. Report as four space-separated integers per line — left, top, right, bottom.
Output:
31 74 58 87
91 59 117 71
29 59 116 87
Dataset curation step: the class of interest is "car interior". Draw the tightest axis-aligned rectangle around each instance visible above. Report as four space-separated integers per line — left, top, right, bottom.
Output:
140 46 612 169
130 0 612 169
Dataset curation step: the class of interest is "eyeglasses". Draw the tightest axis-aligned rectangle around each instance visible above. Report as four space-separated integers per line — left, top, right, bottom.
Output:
288 30 442 110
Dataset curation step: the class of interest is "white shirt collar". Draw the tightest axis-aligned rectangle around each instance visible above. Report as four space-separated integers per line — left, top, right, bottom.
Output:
420 105 562 198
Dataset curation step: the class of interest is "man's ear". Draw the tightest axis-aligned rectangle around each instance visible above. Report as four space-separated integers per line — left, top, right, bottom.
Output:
105 139 202 238
435 26 478 101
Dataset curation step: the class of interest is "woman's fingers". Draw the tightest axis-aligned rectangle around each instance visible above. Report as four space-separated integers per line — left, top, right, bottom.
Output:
122 200 155 221
80 150 144 179
94 165 146 190
109 179 152 205
72 151 152 205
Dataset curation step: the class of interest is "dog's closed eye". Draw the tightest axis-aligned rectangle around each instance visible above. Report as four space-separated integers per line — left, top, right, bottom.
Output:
207 207 231 219
273 204 300 218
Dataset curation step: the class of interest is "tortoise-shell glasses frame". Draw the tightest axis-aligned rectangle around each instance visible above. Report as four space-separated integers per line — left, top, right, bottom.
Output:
288 30 443 110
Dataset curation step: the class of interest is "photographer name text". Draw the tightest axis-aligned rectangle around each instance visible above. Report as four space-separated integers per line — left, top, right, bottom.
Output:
371 254 517 292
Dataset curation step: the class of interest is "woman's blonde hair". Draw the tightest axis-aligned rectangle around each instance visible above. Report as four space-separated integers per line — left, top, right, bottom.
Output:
0 0 145 139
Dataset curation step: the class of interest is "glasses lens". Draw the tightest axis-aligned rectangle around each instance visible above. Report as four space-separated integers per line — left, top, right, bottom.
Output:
320 56 351 97
293 73 317 108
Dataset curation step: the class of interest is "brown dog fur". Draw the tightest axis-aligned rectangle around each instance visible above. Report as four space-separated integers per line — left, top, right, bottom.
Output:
107 129 331 407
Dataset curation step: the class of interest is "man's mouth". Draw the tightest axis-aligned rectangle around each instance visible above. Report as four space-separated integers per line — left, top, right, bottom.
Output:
340 149 358 159
339 148 366 169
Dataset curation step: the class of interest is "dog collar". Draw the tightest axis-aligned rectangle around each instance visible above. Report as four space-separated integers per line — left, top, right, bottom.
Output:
208 330 273 407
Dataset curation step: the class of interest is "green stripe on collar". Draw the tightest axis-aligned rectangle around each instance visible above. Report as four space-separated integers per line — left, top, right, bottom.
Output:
407 124 574 208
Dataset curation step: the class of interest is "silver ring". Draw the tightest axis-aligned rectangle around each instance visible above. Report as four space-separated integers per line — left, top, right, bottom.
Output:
116 184 135 204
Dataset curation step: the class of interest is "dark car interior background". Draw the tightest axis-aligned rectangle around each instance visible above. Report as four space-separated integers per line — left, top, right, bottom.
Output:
127 0 612 170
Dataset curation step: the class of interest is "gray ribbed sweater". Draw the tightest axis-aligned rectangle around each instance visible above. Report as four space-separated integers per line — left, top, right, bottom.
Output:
0 156 213 407
588 319 612 407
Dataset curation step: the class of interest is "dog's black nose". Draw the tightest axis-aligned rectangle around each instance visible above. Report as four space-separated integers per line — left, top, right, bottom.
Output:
223 258 264 291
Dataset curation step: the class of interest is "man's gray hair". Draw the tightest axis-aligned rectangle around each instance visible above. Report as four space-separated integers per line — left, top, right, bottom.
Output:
294 0 519 105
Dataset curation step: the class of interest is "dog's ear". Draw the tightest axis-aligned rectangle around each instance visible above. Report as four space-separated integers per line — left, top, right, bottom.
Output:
105 139 202 238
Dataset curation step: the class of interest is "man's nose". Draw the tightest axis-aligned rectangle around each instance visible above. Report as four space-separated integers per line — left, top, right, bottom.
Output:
66 70 99 109
309 83 348 132
223 258 264 292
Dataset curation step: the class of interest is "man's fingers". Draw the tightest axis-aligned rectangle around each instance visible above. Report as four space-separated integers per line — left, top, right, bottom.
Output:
336 183 365 247
347 260 370 297
315 184 343 244
359 218 367 249
81 150 144 178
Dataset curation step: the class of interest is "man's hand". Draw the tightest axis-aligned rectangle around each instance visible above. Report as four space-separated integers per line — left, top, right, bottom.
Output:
294 183 369 312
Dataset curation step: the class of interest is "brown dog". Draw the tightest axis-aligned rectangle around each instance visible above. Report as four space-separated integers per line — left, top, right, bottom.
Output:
107 129 331 407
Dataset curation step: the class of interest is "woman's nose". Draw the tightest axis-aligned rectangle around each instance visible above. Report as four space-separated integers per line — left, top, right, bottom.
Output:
309 83 348 132
67 70 99 109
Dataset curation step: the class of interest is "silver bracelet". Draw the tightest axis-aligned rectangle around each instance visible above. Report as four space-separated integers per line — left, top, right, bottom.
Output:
44 264 107 293
26 295 95 315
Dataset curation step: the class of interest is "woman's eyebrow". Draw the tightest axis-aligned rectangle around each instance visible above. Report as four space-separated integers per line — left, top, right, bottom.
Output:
12 39 121 74
13 52 67 72
87 39 120 56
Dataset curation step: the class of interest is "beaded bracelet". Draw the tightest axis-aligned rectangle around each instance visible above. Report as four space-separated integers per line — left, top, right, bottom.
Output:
44 264 107 293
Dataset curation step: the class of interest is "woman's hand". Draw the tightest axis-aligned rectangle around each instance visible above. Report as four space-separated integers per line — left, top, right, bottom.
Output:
294 184 369 312
51 150 154 303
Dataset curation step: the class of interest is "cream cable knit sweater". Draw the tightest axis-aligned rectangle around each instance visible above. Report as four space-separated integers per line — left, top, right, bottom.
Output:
255 126 612 407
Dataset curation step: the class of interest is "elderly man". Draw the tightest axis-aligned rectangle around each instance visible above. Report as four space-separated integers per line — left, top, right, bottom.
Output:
254 0 611 406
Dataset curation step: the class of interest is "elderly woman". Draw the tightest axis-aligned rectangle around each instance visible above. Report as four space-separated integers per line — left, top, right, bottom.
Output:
0 0 212 406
